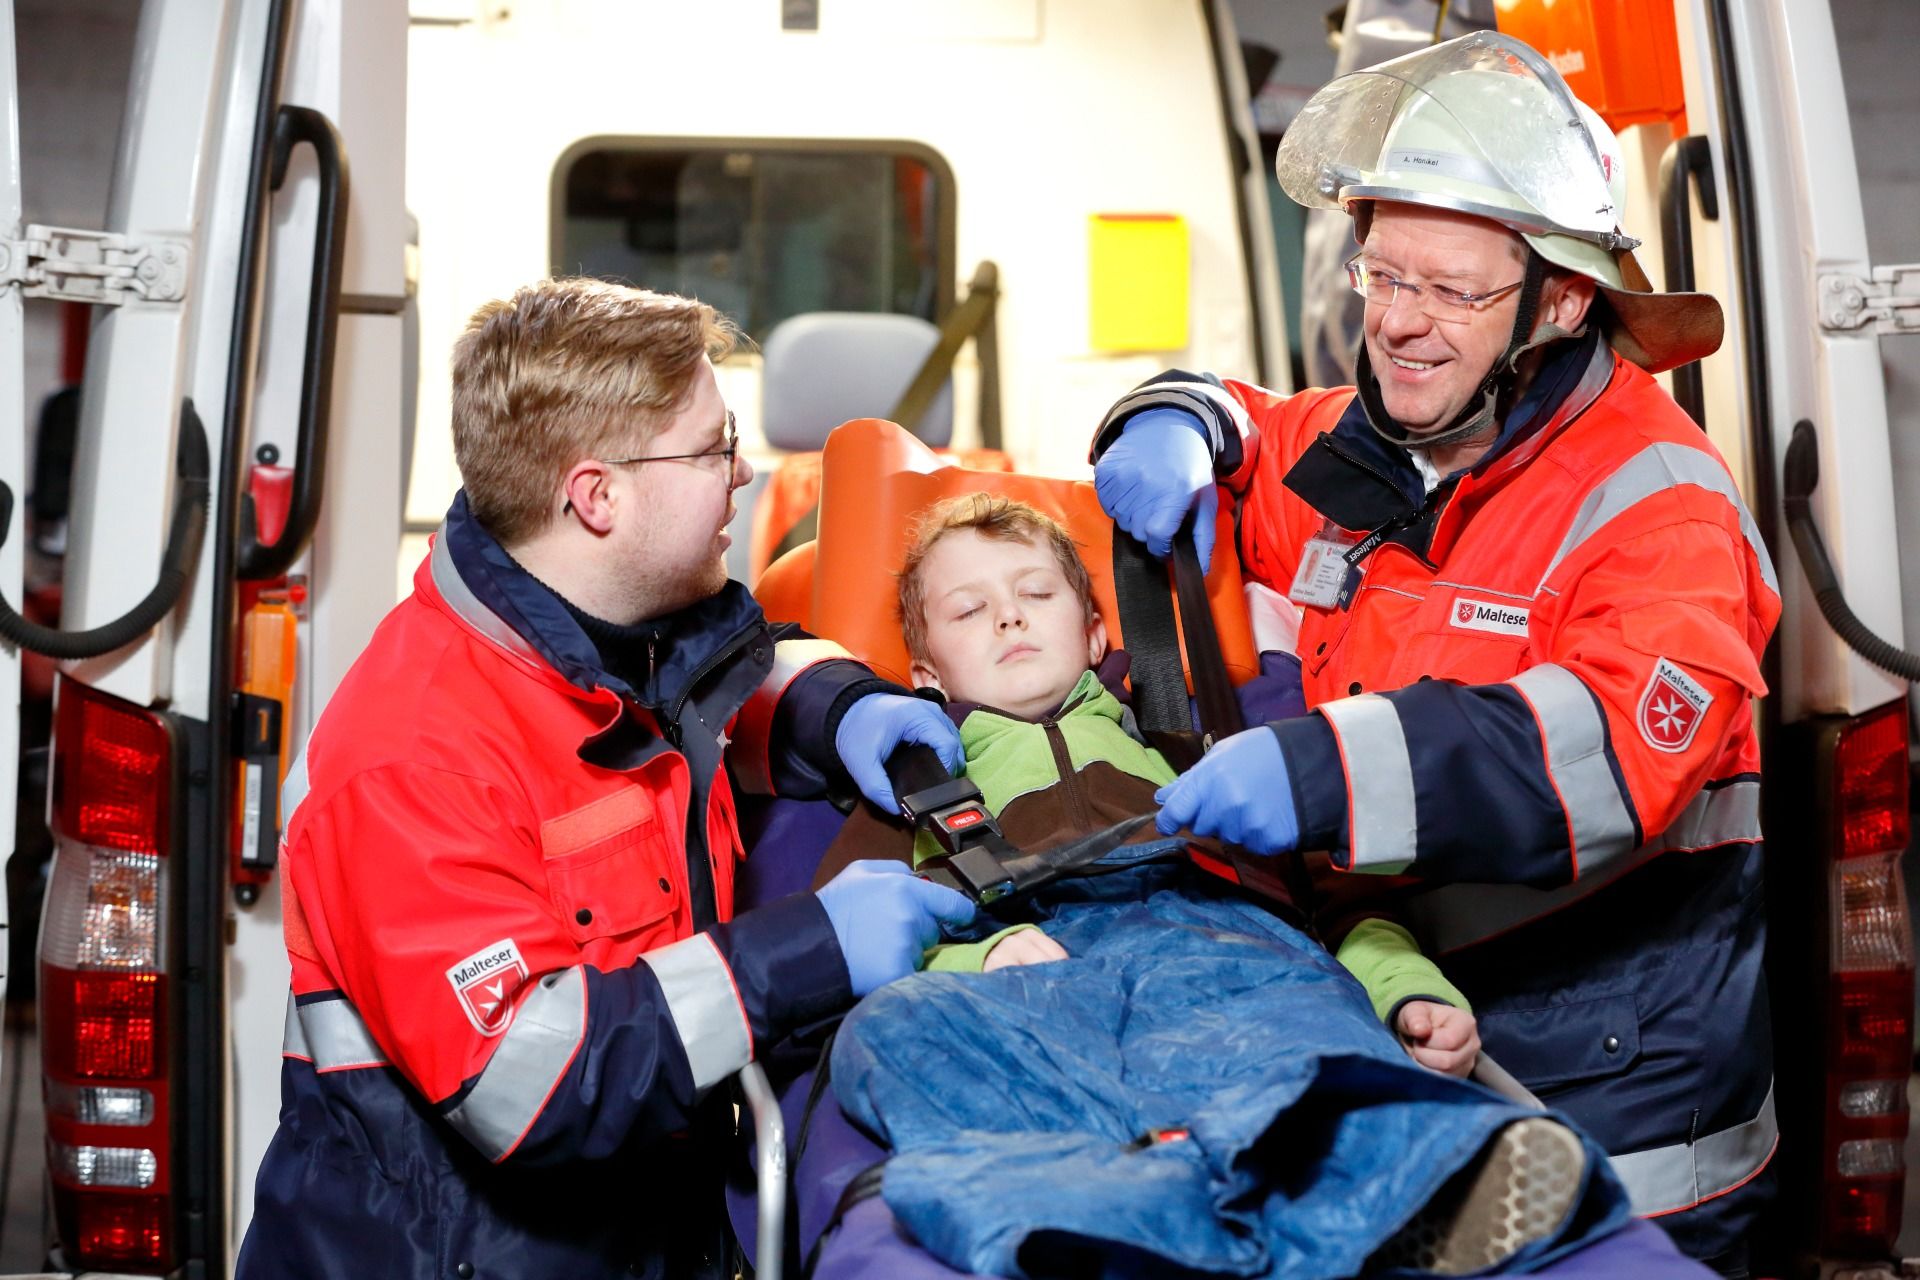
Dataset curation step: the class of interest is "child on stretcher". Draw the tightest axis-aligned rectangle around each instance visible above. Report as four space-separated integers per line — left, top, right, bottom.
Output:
810 493 1625 1277
818 492 1474 1074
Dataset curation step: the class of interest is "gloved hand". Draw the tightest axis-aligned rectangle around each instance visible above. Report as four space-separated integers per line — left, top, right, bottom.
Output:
1094 408 1220 571
816 860 978 996
1153 725 1299 855
835 692 964 813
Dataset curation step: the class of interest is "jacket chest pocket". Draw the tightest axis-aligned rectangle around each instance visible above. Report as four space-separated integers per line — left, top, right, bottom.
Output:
1387 587 1537 687
541 788 680 945
1303 580 1426 697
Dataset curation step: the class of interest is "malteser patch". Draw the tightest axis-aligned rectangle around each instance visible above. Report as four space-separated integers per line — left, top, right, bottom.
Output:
1638 658 1713 753
1448 598 1530 637
446 938 529 1037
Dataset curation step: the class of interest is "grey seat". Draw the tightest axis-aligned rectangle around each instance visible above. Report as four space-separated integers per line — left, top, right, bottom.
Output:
726 312 954 580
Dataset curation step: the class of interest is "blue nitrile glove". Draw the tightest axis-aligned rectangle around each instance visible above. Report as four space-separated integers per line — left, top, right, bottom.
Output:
1153 725 1300 855
835 692 965 813
1094 407 1220 571
815 860 978 996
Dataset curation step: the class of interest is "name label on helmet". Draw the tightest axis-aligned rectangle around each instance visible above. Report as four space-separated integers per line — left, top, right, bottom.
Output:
1448 597 1530 637
1386 147 1504 191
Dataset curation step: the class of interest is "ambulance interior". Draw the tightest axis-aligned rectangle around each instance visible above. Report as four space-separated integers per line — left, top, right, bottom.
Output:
2 0 1920 1276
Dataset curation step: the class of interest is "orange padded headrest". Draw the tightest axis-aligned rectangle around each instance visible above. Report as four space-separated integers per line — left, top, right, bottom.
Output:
753 419 1257 691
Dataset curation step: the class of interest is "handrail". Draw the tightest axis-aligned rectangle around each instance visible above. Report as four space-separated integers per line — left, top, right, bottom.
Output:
1782 419 1920 681
1657 134 1717 430
0 400 209 659
237 103 351 579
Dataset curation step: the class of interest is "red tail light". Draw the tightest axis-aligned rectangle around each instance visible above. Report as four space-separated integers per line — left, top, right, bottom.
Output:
55 1191 169 1267
42 678 175 1273
1820 699 1913 1258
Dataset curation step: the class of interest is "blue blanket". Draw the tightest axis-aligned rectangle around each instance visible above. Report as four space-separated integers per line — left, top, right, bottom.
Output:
831 867 1631 1278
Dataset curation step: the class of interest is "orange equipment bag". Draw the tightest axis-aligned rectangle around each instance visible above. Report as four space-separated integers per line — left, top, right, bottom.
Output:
1494 0 1688 135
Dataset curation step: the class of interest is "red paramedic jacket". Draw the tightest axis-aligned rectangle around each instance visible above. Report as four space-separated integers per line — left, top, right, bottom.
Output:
1093 332 1781 1260
238 493 889 1280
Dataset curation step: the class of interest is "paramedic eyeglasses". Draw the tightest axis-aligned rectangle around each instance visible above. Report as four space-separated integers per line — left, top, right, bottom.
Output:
1345 256 1525 324
564 412 742 514
601 410 741 477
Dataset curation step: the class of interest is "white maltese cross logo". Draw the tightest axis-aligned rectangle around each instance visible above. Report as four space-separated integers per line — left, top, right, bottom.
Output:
446 939 530 1037
1637 658 1712 753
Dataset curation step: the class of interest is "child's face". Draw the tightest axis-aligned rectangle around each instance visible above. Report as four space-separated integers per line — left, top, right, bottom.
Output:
909 528 1107 719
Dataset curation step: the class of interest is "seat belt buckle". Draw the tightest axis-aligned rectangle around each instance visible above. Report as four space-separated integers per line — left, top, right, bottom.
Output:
897 775 1000 858
929 844 1017 905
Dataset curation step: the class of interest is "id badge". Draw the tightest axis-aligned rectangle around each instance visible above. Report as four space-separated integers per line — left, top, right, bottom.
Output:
1288 523 1360 609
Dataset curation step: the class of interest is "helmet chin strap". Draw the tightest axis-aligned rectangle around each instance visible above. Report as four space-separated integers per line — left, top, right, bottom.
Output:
1358 251 1569 455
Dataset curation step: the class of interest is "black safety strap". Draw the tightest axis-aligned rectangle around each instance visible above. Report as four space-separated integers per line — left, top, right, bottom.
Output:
1170 535 1244 743
1111 516 1322 925
800 1160 889 1280
1110 513 1245 743
1111 530 1191 735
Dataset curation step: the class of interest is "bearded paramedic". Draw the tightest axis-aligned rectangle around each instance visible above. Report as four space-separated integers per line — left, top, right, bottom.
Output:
237 278 976 1280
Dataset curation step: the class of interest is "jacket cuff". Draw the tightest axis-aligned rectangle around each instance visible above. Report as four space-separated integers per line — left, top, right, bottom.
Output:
1088 370 1247 476
1269 715 1350 861
1385 993 1459 1034
708 892 852 1047
923 923 1044 974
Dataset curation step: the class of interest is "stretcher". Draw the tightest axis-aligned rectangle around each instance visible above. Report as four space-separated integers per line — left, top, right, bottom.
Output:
730 420 1719 1279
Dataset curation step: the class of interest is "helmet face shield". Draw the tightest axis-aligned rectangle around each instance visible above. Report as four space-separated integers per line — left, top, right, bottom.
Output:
1276 31 1626 247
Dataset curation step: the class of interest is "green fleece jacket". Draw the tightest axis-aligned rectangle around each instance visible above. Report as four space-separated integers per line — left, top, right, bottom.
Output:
917 669 1467 1026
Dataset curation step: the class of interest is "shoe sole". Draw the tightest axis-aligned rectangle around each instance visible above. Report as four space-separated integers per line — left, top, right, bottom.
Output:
1368 1116 1586 1275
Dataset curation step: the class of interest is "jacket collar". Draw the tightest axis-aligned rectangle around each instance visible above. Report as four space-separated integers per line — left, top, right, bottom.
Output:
433 491 765 715
1293 328 1611 529
940 650 1135 730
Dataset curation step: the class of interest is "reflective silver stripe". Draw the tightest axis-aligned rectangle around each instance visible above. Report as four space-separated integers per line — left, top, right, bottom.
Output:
281 993 390 1070
444 966 588 1162
280 746 310 829
1432 580 1533 602
732 638 856 794
1661 779 1764 851
1402 778 1762 953
1536 442 1779 596
1319 695 1417 873
641 934 753 1091
1611 1083 1778 1217
761 638 852 692
429 527 543 665
1509 665 1638 875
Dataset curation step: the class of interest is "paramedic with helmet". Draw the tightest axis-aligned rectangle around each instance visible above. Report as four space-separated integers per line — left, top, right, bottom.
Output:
237 279 975 1280
1093 33 1777 1277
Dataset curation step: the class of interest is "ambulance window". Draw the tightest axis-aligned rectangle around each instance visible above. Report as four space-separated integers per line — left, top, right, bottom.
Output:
553 141 955 345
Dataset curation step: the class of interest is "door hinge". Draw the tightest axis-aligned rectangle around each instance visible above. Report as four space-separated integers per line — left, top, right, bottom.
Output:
1819 266 1920 335
0 224 190 305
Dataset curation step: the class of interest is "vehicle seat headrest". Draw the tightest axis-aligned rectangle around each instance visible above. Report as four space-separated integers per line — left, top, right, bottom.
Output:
760 313 954 451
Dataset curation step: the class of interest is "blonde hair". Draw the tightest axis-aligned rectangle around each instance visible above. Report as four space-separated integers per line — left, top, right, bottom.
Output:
450 277 739 545
898 493 1096 663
